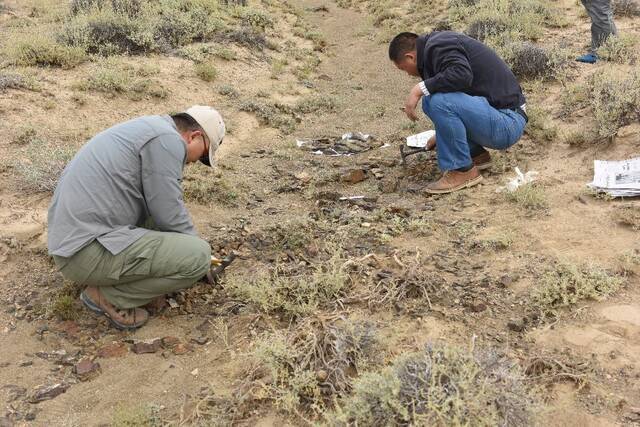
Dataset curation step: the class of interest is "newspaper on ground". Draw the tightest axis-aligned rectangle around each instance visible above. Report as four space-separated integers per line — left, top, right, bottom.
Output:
587 157 640 197
406 130 436 148
496 167 539 193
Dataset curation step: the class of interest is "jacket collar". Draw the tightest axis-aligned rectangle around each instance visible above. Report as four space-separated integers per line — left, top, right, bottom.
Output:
416 33 431 78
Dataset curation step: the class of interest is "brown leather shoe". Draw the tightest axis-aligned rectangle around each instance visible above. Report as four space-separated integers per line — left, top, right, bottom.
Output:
472 151 491 170
424 166 483 194
80 286 149 330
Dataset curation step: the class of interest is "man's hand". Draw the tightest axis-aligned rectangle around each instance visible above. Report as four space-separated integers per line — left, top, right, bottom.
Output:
403 83 425 122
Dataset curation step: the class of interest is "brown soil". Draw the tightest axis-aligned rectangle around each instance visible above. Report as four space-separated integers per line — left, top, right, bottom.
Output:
1 0 639 425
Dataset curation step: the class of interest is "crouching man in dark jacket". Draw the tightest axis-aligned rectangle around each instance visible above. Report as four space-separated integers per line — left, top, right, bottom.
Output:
390 31 528 194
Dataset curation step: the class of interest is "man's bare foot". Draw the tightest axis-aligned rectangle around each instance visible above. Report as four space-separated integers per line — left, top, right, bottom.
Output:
80 286 149 330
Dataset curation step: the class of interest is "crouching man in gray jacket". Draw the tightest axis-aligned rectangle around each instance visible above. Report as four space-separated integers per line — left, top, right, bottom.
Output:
48 106 225 330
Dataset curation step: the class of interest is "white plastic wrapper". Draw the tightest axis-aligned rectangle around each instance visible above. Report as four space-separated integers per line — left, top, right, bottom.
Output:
496 167 539 193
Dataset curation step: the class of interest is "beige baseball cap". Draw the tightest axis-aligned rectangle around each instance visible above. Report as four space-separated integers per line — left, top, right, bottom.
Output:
184 105 225 167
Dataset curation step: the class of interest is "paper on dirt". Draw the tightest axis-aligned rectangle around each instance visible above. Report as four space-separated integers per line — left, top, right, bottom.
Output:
406 130 435 148
588 157 640 197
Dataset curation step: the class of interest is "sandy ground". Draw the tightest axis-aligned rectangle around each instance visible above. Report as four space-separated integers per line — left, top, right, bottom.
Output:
1 0 639 425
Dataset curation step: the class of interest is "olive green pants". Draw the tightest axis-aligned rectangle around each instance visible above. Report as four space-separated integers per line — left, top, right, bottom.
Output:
53 231 211 309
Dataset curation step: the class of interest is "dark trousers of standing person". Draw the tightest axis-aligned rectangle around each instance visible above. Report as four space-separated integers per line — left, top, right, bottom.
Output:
581 0 617 52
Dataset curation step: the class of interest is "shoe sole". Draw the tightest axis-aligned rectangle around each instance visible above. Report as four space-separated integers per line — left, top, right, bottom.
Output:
475 161 491 171
424 175 484 194
80 291 147 331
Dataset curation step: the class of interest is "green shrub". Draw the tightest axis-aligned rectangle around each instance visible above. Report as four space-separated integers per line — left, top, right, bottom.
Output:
0 72 37 92
237 7 273 30
329 344 536 426
239 100 297 134
59 9 154 55
498 42 569 80
532 264 625 313
597 34 639 64
62 0 226 55
252 317 378 416
4 34 86 68
295 95 336 114
588 68 640 139
194 61 218 82
524 104 558 142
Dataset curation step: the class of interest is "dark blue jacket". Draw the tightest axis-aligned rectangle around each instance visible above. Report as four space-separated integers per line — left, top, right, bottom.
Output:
417 31 526 110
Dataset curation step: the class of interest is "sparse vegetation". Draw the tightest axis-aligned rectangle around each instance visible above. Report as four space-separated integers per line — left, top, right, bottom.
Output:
597 35 639 64
183 174 239 207
74 61 168 100
51 295 79 321
0 72 36 92
613 0 640 16
532 263 625 314
504 184 548 211
14 139 76 193
475 231 514 250
226 250 350 317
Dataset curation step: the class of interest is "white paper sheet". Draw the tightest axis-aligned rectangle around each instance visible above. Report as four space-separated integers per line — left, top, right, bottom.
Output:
406 130 436 148
587 157 640 197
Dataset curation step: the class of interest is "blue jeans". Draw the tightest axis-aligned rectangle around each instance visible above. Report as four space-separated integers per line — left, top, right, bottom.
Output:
422 92 526 171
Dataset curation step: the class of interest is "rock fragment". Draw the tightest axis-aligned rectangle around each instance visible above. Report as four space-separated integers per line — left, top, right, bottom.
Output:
74 359 101 381
131 338 162 354
96 342 128 358
28 383 69 403
340 169 367 184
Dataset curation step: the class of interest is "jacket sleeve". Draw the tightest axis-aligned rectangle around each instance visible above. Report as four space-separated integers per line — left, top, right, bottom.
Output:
139 135 197 236
423 39 473 94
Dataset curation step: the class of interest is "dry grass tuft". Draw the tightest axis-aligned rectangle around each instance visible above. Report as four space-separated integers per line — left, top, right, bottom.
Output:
74 61 167 100
504 184 548 211
613 0 640 16
14 139 76 193
226 250 350 318
614 205 640 230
